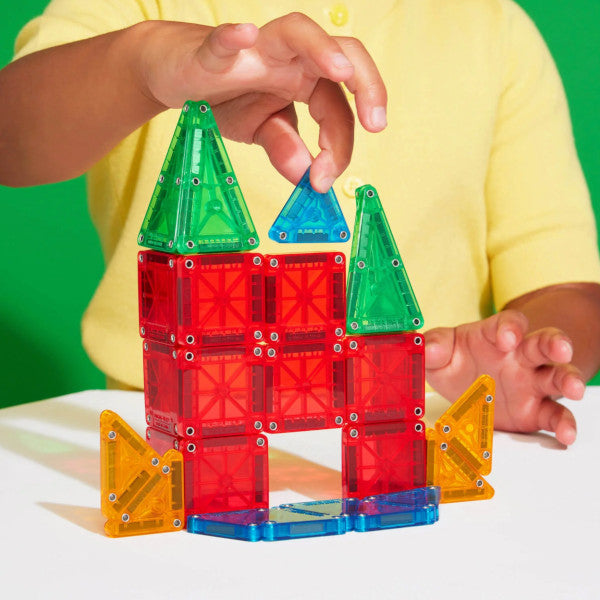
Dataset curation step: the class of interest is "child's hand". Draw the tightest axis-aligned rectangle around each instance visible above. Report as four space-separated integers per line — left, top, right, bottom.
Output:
425 310 586 446
136 14 387 191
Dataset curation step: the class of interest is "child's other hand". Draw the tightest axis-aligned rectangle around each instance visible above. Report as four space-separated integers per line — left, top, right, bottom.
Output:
425 310 585 446
136 14 387 191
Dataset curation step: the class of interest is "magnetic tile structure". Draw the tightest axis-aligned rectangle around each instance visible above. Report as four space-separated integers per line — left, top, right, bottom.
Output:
426 375 495 502
345 333 425 424
99 99 496 539
187 487 440 542
100 410 185 537
346 185 423 335
144 341 265 438
147 427 269 516
264 252 346 343
138 101 259 254
139 250 264 346
342 420 427 499
264 340 346 433
268 168 351 244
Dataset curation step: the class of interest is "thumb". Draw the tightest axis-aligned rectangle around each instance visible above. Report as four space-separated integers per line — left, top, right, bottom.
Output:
424 327 455 371
254 104 313 185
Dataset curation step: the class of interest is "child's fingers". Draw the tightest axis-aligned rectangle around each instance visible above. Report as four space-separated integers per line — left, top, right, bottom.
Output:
535 397 578 446
253 104 313 185
259 13 354 83
308 79 354 192
424 327 456 371
516 327 574 368
195 23 259 73
335 36 388 132
259 16 387 133
534 363 586 402
480 310 528 352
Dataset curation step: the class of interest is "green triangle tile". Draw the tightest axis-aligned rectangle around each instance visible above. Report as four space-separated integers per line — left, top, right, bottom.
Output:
346 184 423 334
138 101 259 254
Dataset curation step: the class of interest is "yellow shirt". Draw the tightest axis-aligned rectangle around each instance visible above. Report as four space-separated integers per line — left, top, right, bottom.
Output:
14 0 600 389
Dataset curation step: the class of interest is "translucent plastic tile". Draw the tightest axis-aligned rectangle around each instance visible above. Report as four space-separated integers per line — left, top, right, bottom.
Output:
186 491 439 541
187 505 347 542
345 333 425 424
264 252 346 343
138 100 259 254
187 508 268 542
354 486 440 532
426 376 496 503
346 185 423 334
371 485 441 508
100 410 185 537
342 420 426 499
148 428 269 516
144 341 265 438
268 168 350 243
436 374 495 476
426 429 494 503
264 341 346 432
262 506 347 541
279 498 358 530
138 250 264 346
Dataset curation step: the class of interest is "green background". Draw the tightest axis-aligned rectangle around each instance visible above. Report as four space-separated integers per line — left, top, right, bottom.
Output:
1 0 599 408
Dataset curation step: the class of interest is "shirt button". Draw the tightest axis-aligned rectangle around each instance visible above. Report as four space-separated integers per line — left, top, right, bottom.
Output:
329 3 349 27
343 175 364 198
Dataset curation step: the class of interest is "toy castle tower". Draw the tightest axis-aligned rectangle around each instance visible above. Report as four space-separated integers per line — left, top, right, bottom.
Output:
100 101 495 540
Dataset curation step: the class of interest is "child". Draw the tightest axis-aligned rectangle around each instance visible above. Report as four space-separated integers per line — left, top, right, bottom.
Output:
1 0 599 446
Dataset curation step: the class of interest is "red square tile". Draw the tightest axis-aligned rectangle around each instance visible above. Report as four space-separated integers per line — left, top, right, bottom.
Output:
342 420 426 498
139 250 264 346
345 333 425 423
264 253 345 343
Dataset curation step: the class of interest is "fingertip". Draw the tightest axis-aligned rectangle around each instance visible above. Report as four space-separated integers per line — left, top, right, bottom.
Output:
564 375 585 400
254 109 313 187
331 52 354 72
424 341 443 369
492 311 527 352
424 328 454 371
310 151 338 193
558 424 577 446
496 326 518 352
369 106 387 131
278 149 313 188
558 339 574 363
234 22 258 32
221 22 259 50
310 170 334 194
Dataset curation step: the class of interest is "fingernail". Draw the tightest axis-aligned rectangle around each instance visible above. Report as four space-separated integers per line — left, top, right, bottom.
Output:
332 53 353 70
234 23 253 30
503 330 517 348
572 378 585 398
560 341 573 360
563 426 577 445
317 176 335 192
370 106 387 130
424 341 439 357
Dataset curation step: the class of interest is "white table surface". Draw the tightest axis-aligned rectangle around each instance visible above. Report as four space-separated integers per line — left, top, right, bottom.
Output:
0 387 598 600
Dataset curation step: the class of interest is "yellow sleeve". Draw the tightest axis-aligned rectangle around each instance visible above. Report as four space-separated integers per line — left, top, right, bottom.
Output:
485 0 600 310
13 0 159 59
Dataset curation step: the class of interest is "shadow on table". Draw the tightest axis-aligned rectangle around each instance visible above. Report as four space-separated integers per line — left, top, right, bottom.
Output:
1 398 105 432
270 448 342 499
0 409 341 533
37 446 343 536
0 421 99 489
38 502 106 535
506 430 567 450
